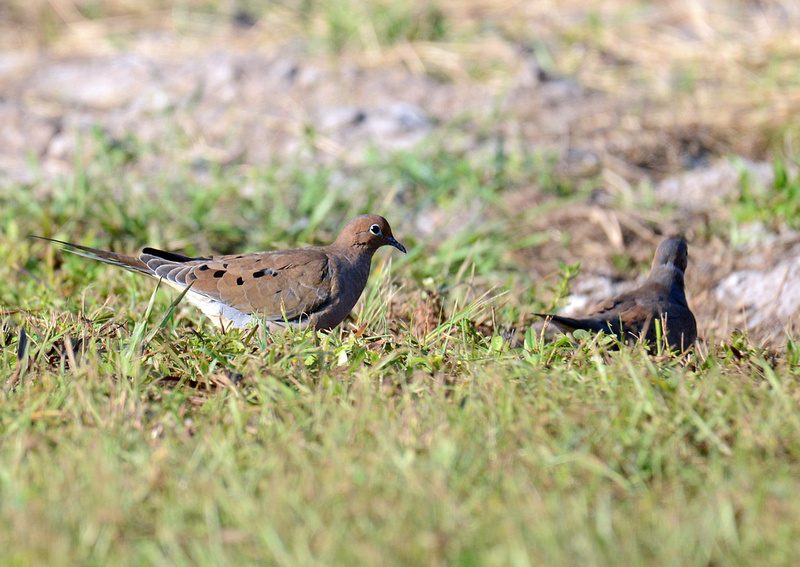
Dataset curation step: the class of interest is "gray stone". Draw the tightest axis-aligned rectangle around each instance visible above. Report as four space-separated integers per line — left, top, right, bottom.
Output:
655 159 774 211
27 55 150 109
715 250 800 327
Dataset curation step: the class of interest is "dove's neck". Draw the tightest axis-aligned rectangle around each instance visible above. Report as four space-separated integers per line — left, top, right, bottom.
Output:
334 246 376 289
349 248 376 276
336 248 375 313
647 264 688 305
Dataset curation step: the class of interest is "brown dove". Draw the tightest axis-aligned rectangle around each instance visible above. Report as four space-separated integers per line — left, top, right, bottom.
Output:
537 238 697 351
37 214 406 331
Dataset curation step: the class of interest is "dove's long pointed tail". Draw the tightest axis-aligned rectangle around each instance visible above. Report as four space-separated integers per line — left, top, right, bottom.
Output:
32 236 152 276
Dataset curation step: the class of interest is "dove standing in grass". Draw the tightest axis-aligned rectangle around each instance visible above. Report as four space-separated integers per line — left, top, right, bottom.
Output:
537 238 697 351
37 214 406 331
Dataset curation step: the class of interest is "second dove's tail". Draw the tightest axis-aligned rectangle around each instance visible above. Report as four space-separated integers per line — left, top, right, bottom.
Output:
534 313 612 334
33 236 152 276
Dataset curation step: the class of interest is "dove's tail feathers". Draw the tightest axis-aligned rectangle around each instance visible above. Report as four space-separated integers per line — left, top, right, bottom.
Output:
141 247 199 263
33 236 152 276
534 313 613 334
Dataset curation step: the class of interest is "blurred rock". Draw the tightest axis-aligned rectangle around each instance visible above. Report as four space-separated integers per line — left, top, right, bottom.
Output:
316 102 430 150
715 249 800 327
655 159 774 211
0 99 59 167
0 52 33 86
27 55 151 109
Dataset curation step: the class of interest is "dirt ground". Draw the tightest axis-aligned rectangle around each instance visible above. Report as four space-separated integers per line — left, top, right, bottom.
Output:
2 1 800 348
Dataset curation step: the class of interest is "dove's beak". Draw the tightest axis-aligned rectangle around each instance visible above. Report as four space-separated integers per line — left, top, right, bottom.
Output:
388 237 406 254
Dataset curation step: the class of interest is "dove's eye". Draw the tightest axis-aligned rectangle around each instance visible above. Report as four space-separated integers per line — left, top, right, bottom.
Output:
369 224 382 235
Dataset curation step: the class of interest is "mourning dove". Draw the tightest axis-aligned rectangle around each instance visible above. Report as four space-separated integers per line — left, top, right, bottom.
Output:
537 238 697 351
37 214 406 331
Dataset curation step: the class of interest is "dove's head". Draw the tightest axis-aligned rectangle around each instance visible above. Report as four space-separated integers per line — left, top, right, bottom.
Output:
335 214 407 254
645 238 690 305
652 238 689 273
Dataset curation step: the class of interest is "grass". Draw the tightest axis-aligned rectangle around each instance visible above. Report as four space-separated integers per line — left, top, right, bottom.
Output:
2 127 800 565
735 156 800 231
3 0 800 564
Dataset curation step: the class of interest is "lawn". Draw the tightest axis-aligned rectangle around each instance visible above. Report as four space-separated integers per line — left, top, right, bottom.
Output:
2 1 800 565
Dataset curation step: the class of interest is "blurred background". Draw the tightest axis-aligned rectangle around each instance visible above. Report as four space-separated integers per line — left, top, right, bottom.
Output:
3 0 800 343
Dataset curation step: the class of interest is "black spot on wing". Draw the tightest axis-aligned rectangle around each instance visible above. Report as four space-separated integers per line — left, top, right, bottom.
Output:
199 265 210 271
213 270 226 278
253 268 279 278
236 276 244 285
